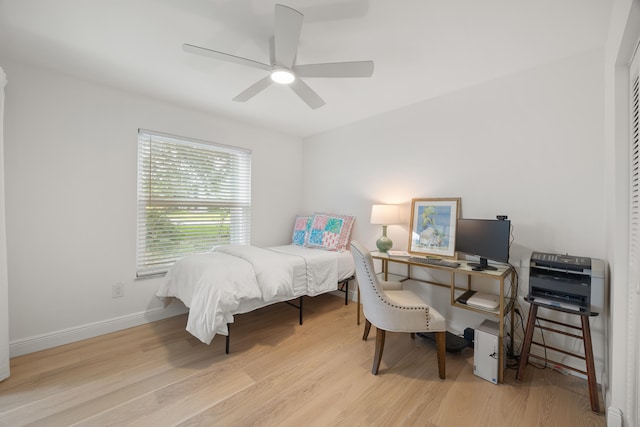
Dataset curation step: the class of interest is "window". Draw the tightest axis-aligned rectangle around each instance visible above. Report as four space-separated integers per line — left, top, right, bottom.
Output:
136 129 251 277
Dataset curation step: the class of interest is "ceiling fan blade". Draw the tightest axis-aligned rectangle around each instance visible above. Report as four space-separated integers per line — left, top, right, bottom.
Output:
294 61 374 78
290 79 325 109
233 76 274 102
274 4 303 68
269 37 276 66
183 43 272 71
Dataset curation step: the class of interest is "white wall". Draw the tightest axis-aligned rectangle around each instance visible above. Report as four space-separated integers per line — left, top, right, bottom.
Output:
304 49 607 378
1 57 304 355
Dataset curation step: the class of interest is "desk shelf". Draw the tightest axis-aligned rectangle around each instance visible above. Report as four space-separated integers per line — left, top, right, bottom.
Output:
376 272 407 282
370 251 516 383
451 296 516 317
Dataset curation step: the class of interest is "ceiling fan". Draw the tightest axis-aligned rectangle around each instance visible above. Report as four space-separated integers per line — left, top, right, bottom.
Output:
183 4 374 109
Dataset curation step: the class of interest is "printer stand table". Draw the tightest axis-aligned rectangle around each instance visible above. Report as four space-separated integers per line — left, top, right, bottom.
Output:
520 252 604 413
515 301 600 413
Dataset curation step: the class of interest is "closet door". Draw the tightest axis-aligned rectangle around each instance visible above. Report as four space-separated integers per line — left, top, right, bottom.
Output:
631 40 640 297
0 67 8 381
627 44 640 426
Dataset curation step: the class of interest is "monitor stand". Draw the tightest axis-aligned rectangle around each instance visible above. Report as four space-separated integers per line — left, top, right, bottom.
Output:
468 257 498 271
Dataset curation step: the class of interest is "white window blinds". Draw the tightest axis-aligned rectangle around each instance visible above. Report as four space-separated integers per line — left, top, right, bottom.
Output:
136 129 251 277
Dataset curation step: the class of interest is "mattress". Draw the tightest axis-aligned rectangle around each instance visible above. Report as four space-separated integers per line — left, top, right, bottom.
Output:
268 244 355 283
156 244 355 344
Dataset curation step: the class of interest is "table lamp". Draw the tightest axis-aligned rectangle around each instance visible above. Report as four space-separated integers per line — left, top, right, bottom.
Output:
370 204 401 253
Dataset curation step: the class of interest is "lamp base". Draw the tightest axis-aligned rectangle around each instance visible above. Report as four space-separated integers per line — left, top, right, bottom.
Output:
376 235 393 253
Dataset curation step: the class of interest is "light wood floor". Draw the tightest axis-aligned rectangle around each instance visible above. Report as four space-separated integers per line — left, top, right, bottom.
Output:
0 294 605 426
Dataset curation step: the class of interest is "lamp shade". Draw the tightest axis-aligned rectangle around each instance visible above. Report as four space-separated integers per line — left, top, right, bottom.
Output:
370 204 401 225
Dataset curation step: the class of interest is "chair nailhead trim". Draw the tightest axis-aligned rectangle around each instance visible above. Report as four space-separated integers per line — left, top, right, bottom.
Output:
353 245 431 329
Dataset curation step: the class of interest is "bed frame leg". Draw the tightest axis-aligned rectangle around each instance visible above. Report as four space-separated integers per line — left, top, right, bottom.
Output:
344 280 349 305
337 276 353 306
299 296 303 325
225 324 230 354
224 283 343 353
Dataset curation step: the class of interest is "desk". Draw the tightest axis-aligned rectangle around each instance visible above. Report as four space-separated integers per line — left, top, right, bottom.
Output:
368 252 516 383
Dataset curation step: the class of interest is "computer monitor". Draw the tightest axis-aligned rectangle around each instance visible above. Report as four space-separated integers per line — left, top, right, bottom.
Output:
455 218 511 271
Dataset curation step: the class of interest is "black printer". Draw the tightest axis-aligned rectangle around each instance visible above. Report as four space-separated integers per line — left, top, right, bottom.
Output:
528 252 604 314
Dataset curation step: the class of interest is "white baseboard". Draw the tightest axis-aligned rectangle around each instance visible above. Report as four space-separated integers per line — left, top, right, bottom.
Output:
11 288 352 358
9 304 188 358
606 407 623 427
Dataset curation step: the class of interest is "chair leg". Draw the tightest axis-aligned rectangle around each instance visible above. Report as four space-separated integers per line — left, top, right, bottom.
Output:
435 331 446 379
372 328 386 375
363 319 372 340
410 332 416 339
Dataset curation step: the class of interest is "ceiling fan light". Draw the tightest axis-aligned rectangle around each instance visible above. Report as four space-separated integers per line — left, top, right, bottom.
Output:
271 69 295 84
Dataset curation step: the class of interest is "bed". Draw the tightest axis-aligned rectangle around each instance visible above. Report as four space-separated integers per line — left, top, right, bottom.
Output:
156 213 356 351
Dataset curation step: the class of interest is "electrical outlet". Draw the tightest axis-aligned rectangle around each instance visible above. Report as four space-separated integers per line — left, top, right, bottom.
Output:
112 283 124 298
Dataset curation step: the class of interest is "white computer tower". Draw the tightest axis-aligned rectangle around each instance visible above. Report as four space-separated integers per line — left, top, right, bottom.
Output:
474 319 500 384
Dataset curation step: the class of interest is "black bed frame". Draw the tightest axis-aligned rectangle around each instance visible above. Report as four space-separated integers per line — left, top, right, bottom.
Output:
224 276 354 354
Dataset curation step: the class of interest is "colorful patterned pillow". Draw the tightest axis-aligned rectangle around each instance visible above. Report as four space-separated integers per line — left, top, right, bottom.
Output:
306 213 355 251
292 215 312 246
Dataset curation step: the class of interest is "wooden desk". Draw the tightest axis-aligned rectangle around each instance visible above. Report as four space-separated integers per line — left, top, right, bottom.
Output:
368 252 516 383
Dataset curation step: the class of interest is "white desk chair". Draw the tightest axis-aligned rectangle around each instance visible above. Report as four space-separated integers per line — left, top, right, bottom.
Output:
350 241 446 378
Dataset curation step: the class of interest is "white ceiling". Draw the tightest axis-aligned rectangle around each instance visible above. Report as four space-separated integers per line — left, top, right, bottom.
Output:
0 0 612 138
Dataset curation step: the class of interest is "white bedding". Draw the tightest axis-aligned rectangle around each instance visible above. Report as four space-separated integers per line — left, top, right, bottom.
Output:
156 244 354 344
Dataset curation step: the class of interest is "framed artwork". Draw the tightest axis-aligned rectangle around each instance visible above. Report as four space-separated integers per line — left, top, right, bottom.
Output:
408 198 461 257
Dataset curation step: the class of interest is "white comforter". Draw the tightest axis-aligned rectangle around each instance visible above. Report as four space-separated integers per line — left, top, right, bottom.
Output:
156 245 339 344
